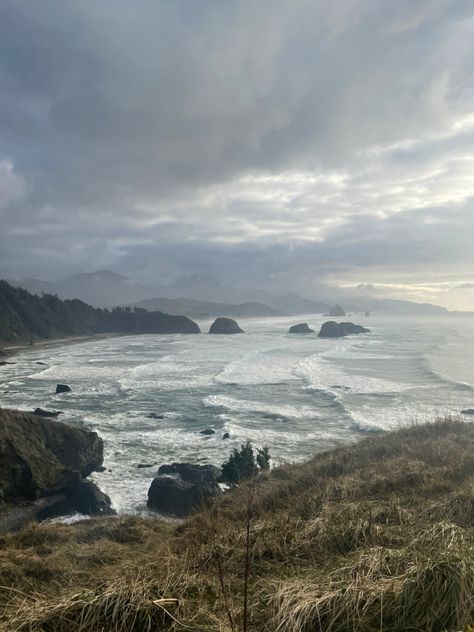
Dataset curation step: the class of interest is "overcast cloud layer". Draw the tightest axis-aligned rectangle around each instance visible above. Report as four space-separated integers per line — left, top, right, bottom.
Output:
1 0 474 309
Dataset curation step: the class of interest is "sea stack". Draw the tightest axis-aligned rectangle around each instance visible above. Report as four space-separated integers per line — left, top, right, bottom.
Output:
289 323 314 334
329 304 346 317
209 317 244 334
318 321 370 338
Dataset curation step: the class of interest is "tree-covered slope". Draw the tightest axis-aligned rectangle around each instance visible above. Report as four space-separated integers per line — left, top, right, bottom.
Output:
0 280 200 343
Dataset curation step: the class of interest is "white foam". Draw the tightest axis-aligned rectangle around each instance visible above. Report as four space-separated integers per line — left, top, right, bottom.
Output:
203 394 319 419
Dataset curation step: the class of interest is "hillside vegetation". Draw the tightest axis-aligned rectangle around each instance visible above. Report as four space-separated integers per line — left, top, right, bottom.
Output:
0 280 199 343
0 417 473 631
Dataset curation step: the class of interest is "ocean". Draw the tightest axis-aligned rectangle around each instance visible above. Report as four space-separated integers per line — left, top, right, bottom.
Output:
1 313 473 514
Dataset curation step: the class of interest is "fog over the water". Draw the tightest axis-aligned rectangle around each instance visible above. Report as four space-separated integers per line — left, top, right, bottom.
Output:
1 1 474 309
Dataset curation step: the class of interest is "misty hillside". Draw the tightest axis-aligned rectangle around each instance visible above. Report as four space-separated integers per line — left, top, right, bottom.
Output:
11 270 451 316
0 281 199 344
133 297 285 319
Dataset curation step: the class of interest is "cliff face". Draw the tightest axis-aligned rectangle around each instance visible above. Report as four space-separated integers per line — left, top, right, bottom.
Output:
0 409 103 501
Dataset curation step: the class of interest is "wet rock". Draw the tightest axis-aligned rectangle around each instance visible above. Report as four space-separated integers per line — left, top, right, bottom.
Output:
222 432 230 440
461 409 474 415
32 408 63 418
55 384 71 394
209 317 244 334
289 323 314 334
68 480 114 516
157 463 221 484
134 463 156 469
0 408 103 501
318 321 370 338
200 428 216 436
147 413 164 420
147 476 221 517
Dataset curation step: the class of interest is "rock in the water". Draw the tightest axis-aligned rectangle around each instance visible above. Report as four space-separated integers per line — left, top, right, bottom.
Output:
209 317 244 334
147 475 220 517
289 323 314 334
68 481 114 515
461 409 474 415
134 463 156 469
329 304 346 317
0 361 14 366
147 413 164 420
36 361 47 366
318 321 370 338
157 462 221 485
32 408 63 418
200 428 216 436
0 408 104 501
222 432 230 440
55 383 71 394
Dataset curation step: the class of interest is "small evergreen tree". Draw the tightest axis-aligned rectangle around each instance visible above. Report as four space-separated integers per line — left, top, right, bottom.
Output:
221 441 271 484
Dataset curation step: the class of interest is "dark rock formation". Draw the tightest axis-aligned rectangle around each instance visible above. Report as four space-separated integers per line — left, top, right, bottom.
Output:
222 432 230 440
32 408 63 418
209 317 244 334
147 413 164 420
148 462 222 517
36 361 47 365
157 463 221 485
68 481 114 515
55 383 71 394
200 428 216 436
0 408 103 502
0 361 14 366
461 409 474 416
289 323 314 334
134 311 201 334
329 304 346 317
318 321 370 338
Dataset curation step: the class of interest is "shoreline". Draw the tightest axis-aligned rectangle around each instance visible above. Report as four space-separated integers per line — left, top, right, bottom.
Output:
1 332 123 358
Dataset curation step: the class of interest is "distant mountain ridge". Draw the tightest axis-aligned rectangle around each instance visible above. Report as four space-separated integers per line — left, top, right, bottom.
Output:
133 297 285 319
9 269 451 316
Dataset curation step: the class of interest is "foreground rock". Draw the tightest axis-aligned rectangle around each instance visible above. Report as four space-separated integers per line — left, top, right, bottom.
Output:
55 383 71 394
318 321 370 338
289 323 314 334
209 317 244 334
148 462 221 517
0 409 111 528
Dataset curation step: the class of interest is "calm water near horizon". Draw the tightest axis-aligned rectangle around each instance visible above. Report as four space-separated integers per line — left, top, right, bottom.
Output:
1 313 473 514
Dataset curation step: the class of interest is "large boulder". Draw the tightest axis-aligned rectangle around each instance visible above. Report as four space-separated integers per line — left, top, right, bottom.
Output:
157 462 221 485
318 321 370 338
329 304 346 317
147 476 221 517
209 318 244 334
32 408 63 418
0 408 104 502
68 481 114 516
55 384 71 394
289 323 314 334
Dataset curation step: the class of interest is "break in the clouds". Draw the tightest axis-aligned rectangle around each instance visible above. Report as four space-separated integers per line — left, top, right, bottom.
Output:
1 0 474 309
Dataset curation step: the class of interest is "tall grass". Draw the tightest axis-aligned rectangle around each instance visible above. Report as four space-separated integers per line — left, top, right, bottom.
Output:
1 416 474 631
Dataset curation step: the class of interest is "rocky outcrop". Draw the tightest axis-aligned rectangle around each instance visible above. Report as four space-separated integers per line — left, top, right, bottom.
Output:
135 311 200 334
209 318 244 334
55 384 71 394
157 462 220 485
32 408 63 418
0 408 103 502
68 481 113 516
200 428 216 436
148 462 221 517
318 321 370 338
461 409 474 416
289 323 314 334
329 304 346 317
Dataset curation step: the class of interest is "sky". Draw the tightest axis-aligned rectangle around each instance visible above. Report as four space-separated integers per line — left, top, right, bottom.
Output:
0 0 474 310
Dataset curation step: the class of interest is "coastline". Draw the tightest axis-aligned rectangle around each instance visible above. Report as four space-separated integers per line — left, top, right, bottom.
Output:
1 332 123 358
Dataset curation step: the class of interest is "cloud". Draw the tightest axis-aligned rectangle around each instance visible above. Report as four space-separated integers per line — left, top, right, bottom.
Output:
0 0 474 309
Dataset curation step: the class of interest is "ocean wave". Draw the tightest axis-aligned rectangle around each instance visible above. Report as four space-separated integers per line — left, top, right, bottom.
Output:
202 394 319 420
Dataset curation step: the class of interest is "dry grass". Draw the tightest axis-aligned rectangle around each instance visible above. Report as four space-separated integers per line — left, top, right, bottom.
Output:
1 417 474 631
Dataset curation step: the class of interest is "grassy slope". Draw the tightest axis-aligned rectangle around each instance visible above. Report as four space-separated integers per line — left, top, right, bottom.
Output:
1 418 473 631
